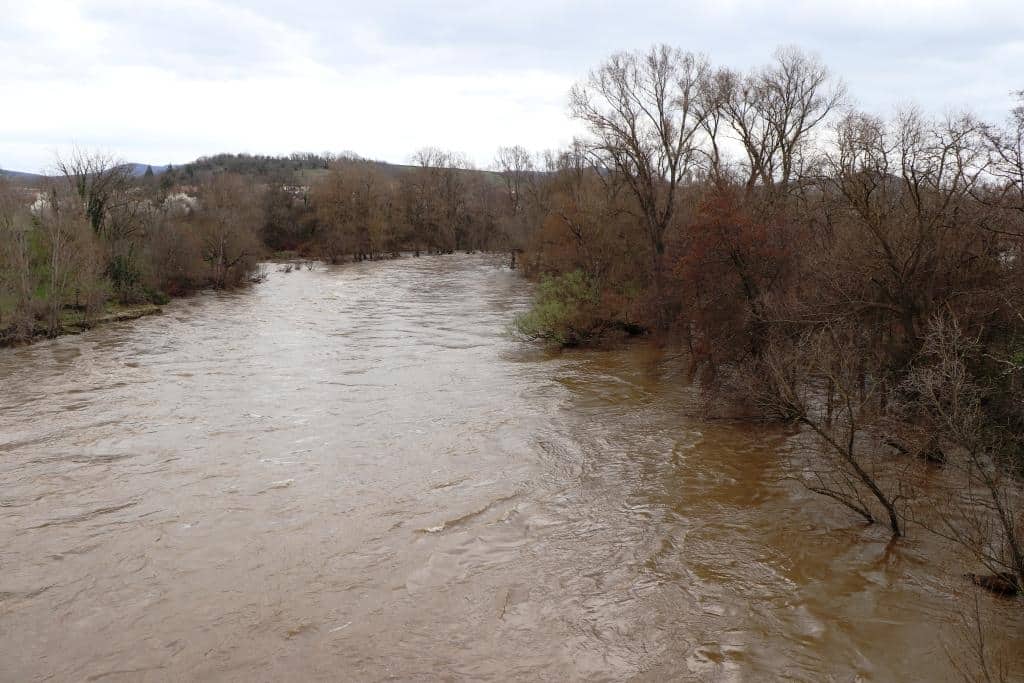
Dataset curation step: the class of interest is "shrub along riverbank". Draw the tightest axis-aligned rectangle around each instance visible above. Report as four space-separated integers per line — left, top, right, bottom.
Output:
0 158 263 346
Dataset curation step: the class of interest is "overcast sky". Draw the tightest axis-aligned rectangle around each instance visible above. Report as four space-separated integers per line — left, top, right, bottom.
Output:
1 0 1021 173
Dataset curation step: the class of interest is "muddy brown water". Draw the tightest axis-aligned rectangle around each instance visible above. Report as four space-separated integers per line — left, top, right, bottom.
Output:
1 254 1021 681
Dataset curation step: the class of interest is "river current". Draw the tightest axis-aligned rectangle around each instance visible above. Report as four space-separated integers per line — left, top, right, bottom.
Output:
1 254 1021 681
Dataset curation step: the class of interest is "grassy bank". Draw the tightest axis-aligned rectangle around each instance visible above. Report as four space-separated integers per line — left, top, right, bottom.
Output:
0 302 163 348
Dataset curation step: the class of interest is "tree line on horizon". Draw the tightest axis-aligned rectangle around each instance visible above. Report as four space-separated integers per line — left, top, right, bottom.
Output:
2 44 1023 621
0 146 522 346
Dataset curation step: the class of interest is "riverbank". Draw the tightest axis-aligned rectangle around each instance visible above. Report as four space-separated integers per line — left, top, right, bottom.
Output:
0 302 163 348
0 252 515 350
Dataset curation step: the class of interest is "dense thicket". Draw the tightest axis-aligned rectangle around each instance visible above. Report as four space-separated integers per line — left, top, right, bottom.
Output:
0 153 265 343
509 46 1024 598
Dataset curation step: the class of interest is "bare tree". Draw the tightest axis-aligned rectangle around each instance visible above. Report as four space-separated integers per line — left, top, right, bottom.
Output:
0 181 37 341
35 185 93 335
312 166 358 263
695 68 735 185
904 316 1023 593
570 45 710 324
817 107 993 364
493 145 533 216
979 90 1024 235
946 593 1013 682
54 149 131 236
530 143 629 281
409 148 474 252
715 47 846 197
195 174 262 288
756 325 906 536
55 149 154 304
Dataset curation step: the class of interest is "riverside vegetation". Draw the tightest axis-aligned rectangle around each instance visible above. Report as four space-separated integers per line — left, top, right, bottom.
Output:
2 44 1022 671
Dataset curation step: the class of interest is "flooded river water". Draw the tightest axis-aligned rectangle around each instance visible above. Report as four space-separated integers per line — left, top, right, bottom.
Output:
1 254 1021 681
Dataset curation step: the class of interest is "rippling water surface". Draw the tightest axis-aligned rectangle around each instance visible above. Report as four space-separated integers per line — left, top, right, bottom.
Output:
1 254 1021 681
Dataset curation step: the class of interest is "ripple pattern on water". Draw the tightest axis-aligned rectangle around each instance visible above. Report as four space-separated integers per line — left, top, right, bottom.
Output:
0 253 1021 681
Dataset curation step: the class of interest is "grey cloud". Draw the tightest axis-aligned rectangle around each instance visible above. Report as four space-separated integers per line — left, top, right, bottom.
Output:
1 0 1022 172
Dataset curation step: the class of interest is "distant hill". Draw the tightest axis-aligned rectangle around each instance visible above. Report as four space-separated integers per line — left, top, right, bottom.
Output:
2 154 504 186
124 163 169 177
172 153 506 188
0 168 45 183
1 163 168 182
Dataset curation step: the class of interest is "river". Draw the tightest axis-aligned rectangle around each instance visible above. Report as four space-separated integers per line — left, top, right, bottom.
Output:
1 253 1021 681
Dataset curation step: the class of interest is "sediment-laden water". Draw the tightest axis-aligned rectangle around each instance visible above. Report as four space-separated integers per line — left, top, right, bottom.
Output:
1 254 1020 681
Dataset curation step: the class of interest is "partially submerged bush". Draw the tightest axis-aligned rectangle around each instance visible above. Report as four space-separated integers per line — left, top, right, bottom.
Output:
145 288 171 306
514 270 604 346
